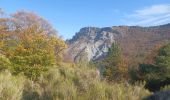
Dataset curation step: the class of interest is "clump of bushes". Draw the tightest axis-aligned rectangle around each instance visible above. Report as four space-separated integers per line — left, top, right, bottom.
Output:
131 43 170 92
0 54 11 71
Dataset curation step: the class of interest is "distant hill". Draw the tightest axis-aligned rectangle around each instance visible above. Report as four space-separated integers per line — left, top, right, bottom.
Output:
66 23 170 63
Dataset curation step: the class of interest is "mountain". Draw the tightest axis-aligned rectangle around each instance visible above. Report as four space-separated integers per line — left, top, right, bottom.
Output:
66 24 170 63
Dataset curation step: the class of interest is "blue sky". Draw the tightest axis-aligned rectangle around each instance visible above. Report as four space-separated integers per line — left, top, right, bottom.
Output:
0 0 170 39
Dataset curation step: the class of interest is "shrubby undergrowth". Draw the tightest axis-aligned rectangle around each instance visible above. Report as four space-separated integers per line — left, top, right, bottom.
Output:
0 71 25 100
0 65 151 100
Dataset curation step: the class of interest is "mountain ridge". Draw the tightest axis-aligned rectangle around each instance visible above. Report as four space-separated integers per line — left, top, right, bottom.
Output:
66 23 170 62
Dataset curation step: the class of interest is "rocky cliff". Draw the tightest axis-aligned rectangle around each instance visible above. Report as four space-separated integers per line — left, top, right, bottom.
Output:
67 24 170 62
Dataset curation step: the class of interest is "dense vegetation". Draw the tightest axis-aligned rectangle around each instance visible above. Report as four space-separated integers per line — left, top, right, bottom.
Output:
132 43 170 92
102 43 129 82
1 9 170 100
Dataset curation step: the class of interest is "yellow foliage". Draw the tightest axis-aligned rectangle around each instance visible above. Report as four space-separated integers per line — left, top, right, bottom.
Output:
0 26 67 79
0 41 4 48
117 58 128 74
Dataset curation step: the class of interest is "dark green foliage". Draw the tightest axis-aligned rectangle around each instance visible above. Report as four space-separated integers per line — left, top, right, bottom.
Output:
107 43 121 61
156 44 170 71
134 43 170 91
139 64 157 74
102 43 124 82
129 67 139 82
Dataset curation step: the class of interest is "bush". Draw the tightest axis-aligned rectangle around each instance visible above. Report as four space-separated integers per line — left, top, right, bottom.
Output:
0 54 11 71
132 43 170 92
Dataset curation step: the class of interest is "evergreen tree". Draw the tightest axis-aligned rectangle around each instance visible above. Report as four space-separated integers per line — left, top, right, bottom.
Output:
103 43 128 82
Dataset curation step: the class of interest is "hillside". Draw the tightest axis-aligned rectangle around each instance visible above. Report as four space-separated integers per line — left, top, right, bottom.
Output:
67 24 170 62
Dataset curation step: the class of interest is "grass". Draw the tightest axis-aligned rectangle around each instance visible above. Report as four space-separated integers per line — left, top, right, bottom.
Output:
0 71 25 100
0 65 151 100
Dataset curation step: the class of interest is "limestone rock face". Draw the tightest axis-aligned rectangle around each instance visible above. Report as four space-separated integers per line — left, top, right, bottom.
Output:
67 27 125 62
67 24 170 62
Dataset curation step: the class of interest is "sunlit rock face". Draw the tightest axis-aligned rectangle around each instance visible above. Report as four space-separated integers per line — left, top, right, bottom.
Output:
67 27 125 62
67 24 170 63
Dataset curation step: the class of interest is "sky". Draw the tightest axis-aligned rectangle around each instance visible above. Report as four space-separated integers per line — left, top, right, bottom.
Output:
0 0 170 39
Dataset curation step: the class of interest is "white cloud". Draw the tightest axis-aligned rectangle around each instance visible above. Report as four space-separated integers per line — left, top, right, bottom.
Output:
124 4 170 26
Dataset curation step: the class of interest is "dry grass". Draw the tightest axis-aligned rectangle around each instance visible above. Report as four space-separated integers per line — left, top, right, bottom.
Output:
0 65 151 100
0 71 25 100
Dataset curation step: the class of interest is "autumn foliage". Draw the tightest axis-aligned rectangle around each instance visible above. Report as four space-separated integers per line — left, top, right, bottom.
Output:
0 11 67 80
102 43 129 82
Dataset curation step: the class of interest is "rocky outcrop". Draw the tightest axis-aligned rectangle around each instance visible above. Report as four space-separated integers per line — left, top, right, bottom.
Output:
67 24 170 62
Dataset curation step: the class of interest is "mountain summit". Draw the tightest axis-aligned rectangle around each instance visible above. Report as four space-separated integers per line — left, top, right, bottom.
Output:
67 24 170 62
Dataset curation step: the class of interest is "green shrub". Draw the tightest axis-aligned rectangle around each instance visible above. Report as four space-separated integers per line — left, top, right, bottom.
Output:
0 54 11 71
134 43 170 91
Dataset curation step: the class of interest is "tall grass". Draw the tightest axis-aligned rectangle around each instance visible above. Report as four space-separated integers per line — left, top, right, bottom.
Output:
0 65 151 100
0 71 25 100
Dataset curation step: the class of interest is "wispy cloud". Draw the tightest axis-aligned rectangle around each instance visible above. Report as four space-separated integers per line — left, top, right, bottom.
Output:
124 4 170 26
0 8 4 15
